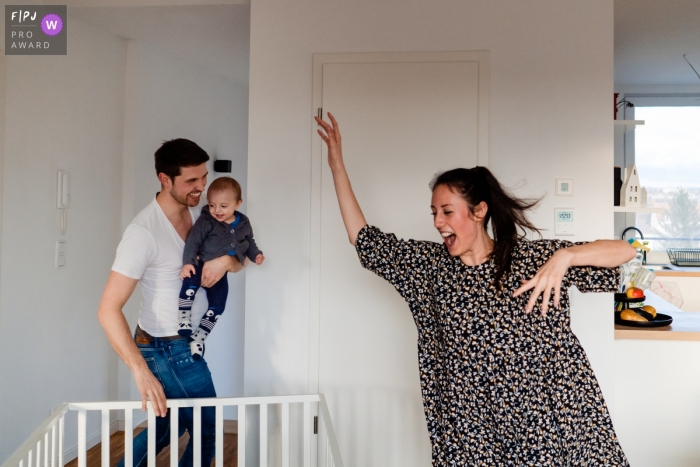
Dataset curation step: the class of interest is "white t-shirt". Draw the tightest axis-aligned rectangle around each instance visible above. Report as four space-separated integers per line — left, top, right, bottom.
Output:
112 197 208 337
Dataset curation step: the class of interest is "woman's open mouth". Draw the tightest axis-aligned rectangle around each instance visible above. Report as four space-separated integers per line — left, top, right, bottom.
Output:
441 232 456 248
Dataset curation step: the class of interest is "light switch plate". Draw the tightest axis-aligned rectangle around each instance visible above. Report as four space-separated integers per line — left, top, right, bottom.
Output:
55 241 66 268
554 208 575 236
555 178 573 196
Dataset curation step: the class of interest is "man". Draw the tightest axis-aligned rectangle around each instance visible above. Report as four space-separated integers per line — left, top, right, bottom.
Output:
98 139 246 467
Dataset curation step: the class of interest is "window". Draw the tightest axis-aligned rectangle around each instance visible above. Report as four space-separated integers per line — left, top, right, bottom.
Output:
633 103 700 250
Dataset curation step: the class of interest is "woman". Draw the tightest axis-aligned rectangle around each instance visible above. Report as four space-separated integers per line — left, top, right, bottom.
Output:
315 113 634 466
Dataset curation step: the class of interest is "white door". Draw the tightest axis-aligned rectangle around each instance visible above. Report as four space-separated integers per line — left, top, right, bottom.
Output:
311 52 488 467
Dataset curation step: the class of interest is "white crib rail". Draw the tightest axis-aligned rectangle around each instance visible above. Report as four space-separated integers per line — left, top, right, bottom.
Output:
1 404 68 467
2 395 343 467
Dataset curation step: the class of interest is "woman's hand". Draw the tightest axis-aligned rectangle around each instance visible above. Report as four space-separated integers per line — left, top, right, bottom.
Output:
513 249 573 315
255 253 265 265
314 113 367 245
315 112 343 168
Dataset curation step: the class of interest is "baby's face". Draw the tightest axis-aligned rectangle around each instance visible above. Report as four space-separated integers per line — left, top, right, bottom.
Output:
207 189 242 224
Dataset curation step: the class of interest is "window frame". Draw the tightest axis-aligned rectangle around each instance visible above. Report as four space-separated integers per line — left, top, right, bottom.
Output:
617 94 700 261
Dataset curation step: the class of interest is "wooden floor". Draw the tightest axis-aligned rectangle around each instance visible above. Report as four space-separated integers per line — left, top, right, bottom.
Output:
65 427 238 467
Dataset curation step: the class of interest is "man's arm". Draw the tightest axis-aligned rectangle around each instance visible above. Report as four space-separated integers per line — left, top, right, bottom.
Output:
200 255 249 288
97 271 168 417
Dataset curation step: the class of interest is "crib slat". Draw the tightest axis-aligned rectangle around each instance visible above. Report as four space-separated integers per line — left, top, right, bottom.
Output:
78 411 87 467
303 402 311 467
101 410 110 467
260 404 268 467
147 407 156 467
58 414 64 467
50 425 56 467
124 410 133 467
282 403 290 467
44 432 49 467
193 406 201 467
237 406 246 467
215 406 223 467
170 408 178 467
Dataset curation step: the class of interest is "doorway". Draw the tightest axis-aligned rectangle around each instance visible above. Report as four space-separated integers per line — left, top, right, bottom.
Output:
309 51 489 467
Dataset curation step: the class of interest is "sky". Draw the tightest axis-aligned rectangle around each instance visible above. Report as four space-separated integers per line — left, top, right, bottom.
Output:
635 106 700 189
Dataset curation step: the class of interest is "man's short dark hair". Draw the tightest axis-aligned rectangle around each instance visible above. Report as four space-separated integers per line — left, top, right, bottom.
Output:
154 139 210 180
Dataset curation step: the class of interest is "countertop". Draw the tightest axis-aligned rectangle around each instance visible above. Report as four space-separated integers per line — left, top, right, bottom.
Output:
646 264 700 278
614 290 700 341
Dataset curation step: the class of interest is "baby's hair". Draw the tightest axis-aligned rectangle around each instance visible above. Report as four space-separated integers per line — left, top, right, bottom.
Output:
208 177 242 202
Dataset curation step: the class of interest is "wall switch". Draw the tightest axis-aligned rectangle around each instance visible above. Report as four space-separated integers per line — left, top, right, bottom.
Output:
55 241 66 268
58 209 67 235
555 178 573 196
554 208 575 236
57 171 69 208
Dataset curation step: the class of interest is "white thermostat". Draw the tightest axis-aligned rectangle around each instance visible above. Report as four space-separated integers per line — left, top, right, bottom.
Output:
554 208 575 236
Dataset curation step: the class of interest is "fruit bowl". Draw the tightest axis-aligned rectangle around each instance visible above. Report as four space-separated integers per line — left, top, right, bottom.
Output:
614 292 646 303
615 311 673 328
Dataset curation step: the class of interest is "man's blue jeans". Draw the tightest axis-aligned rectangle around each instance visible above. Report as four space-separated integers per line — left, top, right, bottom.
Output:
118 335 217 467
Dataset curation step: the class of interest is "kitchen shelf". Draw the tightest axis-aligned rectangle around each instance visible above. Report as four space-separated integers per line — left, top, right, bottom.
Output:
613 206 664 214
614 119 645 127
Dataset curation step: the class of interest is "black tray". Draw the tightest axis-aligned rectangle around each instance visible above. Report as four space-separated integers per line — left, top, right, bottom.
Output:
614 293 646 303
615 311 673 328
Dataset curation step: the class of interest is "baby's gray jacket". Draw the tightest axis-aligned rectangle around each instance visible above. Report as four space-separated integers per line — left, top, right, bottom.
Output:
183 206 262 267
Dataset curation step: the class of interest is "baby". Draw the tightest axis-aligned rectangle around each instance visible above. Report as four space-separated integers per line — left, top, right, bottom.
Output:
178 176 264 359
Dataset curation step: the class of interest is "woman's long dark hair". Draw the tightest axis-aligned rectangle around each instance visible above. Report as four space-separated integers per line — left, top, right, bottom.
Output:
430 167 541 286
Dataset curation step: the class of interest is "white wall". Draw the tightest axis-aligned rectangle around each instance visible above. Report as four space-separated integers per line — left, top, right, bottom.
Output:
0 9 250 460
118 41 249 412
615 339 700 467
246 0 615 460
0 16 127 460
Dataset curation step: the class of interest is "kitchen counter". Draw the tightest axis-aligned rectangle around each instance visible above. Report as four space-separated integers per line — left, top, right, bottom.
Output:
614 290 700 340
614 310 700 340
654 269 700 277
645 263 700 277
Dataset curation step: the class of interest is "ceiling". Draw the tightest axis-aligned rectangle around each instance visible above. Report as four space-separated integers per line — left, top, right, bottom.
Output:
67 4 250 85
615 0 700 85
40 0 700 87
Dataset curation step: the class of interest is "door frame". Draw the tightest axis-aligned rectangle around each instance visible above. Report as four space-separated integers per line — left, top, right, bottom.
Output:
308 51 490 392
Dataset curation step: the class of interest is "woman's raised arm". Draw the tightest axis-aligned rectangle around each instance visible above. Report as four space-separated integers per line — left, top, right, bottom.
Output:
315 113 367 245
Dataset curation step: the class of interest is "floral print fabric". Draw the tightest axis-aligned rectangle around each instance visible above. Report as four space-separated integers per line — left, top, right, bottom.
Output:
355 225 628 466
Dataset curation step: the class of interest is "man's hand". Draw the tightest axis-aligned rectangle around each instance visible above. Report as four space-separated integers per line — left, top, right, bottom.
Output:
201 256 248 287
98 271 169 417
255 254 265 265
133 364 167 416
180 264 196 280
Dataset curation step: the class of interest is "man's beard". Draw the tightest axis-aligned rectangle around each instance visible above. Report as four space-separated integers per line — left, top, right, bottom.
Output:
170 187 200 207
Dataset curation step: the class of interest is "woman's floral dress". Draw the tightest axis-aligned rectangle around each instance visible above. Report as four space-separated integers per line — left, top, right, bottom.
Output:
355 225 629 466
